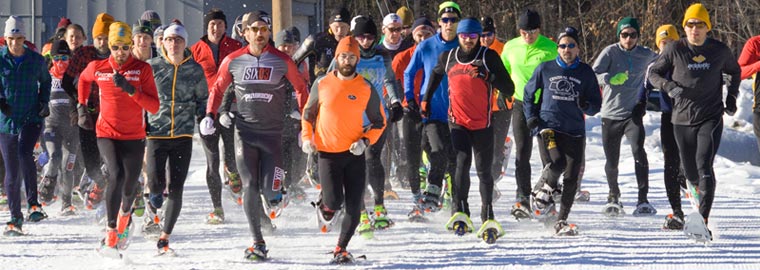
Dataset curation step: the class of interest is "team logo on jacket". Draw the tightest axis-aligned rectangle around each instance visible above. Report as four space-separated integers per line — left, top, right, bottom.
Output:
688 54 710 70
548 75 580 101
348 94 357 100
242 66 273 82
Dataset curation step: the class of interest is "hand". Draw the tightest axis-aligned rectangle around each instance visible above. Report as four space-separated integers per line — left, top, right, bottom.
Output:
632 102 646 118
0 98 11 116
37 151 49 167
199 113 216 135
77 104 94 130
576 95 588 111
69 109 78 127
609 72 629 86
349 138 369 156
219 112 234 128
112 72 136 95
526 117 540 130
668 87 684 99
420 101 430 119
388 102 404 123
725 94 737 116
301 140 317 154
38 102 50 117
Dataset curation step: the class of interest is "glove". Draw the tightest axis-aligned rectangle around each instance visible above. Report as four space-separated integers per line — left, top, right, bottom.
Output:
576 95 589 111
69 109 78 127
77 104 94 130
388 102 403 123
38 102 50 117
526 117 540 130
219 112 234 128
37 151 49 167
667 86 684 99
112 72 136 95
725 95 737 116
632 102 646 118
609 72 629 86
199 113 216 135
349 138 369 156
420 101 430 119
0 98 11 116
301 140 316 154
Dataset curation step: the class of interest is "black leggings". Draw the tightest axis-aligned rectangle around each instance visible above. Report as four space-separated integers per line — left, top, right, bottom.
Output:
235 129 284 243
364 130 388 207
282 118 305 188
601 117 649 203
200 119 238 210
674 117 721 222
79 127 106 187
422 121 455 188
512 101 533 202
319 151 366 250
661 113 685 216
98 138 145 229
449 124 494 223
490 109 512 182
754 112 760 154
402 111 424 194
145 138 192 235
535 131 584 221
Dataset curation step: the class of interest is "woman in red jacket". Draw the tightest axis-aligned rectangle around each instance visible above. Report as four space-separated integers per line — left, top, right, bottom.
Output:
77 22 159 256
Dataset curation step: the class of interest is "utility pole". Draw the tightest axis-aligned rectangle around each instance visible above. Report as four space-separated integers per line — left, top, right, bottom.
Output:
272 0 293 34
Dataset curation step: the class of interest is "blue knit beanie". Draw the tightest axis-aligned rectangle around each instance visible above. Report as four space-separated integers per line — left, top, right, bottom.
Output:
456 17 482 34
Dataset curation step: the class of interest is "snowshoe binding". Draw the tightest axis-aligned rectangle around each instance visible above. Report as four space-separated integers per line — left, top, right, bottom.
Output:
663 213 685 230
244 242 268 261
156 238 176 257
445 212 474 236
633 202 657 217
3 217 23 236
26 204 48 222
601 196 625 218
477 219 504 244
554 220 579 236
205 208 225 225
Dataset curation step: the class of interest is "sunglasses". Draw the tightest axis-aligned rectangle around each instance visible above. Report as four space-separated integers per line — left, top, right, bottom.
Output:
355 34 376 41
458 33 479 40
481 32 494 37
685 21 707 29
620 32 639 39
558 43 577 49
386 27 402 33
52 55 70 61
247 26 269 33
440 17 459 24
110 45 130 51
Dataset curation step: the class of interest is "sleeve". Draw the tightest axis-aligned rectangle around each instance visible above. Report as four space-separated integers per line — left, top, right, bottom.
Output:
293 35 316 66
421 51 448 104
500 44 512 75
219 85 235 113
592 46 612 85
723 47 742 99
37 57 51 104
77 63 94 105
639 62 656 103
363 82 387 145
284 57 310 112
738 37 760 80
392 52 405 93
583 69 603 116
205 56 235 115
325 57 336 73
648 44 679 93
486 50 514 99
194 65 209 119
404 46 423 103
301 76 322 142
382 52 401 105
522 64 543 120
130 65 160 114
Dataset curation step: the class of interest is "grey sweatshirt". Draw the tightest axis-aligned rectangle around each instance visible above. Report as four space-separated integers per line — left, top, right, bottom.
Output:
593 43 658 120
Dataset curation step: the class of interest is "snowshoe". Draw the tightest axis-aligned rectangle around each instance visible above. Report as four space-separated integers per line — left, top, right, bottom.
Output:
357 211 374 239
383 190 399 200
684 212 712 243
60 205 77 216
407 205 427 222
156 238 176 257
531 183 556 219
313 199 341 233
97 229 121 259
445 212 474 236
3 217 23 236
633 202 657 217
477 219 504 244
331 247 363 265
225 171 243 205
205 208 225 225
372 204 394 230
262 192 288 220
244 243 269 261
554 220 579 236
38 176 58 206
510 202 532 221
420 185 442 213
601 196 624 218
86 183 105 210
26 205 48 222
116 212 134 250
288 185 308 204
142 204 162 240
684 181 701 211
575 190 591 202
663 213 685 230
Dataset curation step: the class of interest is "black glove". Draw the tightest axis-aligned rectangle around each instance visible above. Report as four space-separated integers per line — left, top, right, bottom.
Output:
388 102 404 123
112 72 136 95
632 102 646 118
69 109 78 127
526 117 540 130
405 100 421 120
38 102 50 118
577 95 589 111
77 104 94 130
0 98 11 116
668 86 684 99
725 94 737 116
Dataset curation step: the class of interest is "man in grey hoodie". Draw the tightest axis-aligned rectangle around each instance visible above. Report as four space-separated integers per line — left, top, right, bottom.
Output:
592 17 658 217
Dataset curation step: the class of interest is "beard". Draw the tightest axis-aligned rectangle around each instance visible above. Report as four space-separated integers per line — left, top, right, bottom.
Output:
338 63 356 77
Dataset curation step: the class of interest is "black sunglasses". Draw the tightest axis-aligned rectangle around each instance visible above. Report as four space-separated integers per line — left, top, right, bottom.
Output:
620 32 639 39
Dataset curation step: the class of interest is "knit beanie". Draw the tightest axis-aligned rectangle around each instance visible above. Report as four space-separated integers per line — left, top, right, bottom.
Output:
132 20 153 37
4 16 25 37
456 17 482 34
57 17 72 29
335 36 360 59
241 10 271 28
288 26 301 42
412 17 435 34
655 24 679 50
517 9 540 30
480 17 495 32
154 25 166 38
275 30 297 47
108 21 133 46
351 16 377 37
682 3 711 30
330 6 351 23
617 17 640 36
140 10 162 31
438 1 462 18
396 6 414 27
163 22 188 41
557 26 580 44
204 8 227 30
92 13 115 38
51 39 71 55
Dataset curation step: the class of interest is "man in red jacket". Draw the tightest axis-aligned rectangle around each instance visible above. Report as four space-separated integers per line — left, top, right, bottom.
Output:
78 21 159 255
190 8 243 223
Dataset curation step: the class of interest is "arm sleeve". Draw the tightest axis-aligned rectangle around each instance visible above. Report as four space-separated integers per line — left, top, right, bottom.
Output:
523 65 543 120
284 57 310 112
421 52 447 104
583 69 603 116
205 56 234 115
130 65 160 114
37 58 51 104
638 63 655 103
77 63 93 105
500 45 512 75
392 52 405 97
404 47 423 102
486 50 514 98
301 76 322 142
194 66 209 119
592 47 612 85
363 82 386 144
382 52 401 104
723 48 742 99
293 35 316 66
648 45 679 93
218 85 235 112
738 38 760 80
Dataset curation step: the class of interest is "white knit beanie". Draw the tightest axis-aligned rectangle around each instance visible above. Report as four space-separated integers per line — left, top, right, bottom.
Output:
4 16 25 37
163 23 188 41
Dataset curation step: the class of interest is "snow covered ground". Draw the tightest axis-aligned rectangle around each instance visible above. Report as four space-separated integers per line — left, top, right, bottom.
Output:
2 81 760 270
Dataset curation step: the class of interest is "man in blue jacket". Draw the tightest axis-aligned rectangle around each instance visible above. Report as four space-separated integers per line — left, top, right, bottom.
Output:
524 27 602 236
